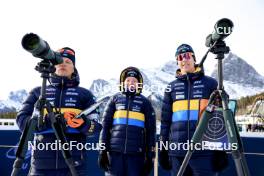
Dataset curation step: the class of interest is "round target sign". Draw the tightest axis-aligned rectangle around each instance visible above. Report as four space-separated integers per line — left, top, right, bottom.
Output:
203 110 227 141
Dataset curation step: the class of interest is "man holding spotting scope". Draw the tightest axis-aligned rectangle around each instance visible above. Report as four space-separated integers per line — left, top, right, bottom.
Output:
16 34 101 176
159 18 236 176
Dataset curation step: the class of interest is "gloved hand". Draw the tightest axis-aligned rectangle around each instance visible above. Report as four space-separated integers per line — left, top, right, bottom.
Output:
98 150 109 171
159 149 172 170
213 91 229 107
212 150 229 172
63 111 84 128
211 91 222 107
143 154 154 175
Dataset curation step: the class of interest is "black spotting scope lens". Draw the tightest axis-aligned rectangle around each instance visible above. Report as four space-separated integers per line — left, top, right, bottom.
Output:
206 18 234 47
22 33 40 51
21 33 63 65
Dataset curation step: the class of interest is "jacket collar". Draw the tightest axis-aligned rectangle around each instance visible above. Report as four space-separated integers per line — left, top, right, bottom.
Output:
49 68 80 88
176 66 204 81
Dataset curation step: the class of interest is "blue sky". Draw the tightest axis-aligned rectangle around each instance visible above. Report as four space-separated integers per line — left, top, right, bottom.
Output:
0 0 263 99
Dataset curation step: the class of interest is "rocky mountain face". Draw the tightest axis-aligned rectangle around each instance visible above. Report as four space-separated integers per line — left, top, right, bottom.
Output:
211 53 264 88
1 53 264 117
0 89 28 113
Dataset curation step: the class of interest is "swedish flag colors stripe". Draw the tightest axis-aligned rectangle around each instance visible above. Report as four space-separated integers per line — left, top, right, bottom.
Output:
113 118 145 128
113 110 145 121
172 100 199 112
172 99 209 122
172 110 199 122
43 108 82 116
113 110 145 128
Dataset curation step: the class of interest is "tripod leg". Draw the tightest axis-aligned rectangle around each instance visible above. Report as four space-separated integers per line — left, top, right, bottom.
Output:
48 112 78 176
177 109 214 176
232 150 250 176
11 115 38 176
222 109 250 176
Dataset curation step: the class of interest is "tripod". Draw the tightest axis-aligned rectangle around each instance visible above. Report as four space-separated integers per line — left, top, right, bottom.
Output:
11 60 78 176
176 41 250 176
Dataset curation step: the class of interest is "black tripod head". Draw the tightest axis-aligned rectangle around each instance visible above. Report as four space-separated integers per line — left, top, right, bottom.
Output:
35 60 56 79
199 18 234 90
32 60 59 131
210 40 230 60
199 18 233 66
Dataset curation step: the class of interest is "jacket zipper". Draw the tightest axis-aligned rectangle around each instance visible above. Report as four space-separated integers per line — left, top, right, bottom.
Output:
58 79 64 113
124 95 131 153
187 75 191 142
56 79 64 169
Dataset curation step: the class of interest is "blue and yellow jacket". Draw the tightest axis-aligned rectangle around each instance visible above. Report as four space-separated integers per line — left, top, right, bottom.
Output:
99 92 156 155
16 70 101 169
160 67 217 156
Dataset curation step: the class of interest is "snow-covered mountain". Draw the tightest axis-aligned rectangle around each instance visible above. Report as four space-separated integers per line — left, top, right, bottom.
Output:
89 61 176 99
88 53 264 119
0 89 28 113
89 53 264 100
1 53 263 114
211 53 264 98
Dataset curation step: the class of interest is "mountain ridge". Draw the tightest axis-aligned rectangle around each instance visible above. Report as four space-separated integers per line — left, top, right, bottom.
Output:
1 53 263 113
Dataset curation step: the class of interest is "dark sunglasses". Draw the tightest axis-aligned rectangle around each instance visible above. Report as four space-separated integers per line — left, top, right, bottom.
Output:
177 52 194 61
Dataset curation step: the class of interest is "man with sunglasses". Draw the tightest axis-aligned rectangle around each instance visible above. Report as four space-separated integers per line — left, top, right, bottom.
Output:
16 47 101 176
159 44 228 176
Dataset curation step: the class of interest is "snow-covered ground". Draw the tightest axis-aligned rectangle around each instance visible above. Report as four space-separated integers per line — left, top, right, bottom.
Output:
239 132 264 138
223 81 264 99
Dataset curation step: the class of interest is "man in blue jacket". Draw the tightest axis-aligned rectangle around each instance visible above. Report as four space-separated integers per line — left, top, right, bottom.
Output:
98 67 156 176
159 44 227 176
16 47 101 176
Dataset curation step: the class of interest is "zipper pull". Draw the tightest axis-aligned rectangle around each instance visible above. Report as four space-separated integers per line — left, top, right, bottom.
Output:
186 73 190 81
61 78 64 89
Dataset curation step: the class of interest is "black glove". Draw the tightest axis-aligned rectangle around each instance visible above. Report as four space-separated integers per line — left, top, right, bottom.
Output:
213 91 222 107
159 149 172 170
212 150 229 172
143 154 154 175
98 150 109 171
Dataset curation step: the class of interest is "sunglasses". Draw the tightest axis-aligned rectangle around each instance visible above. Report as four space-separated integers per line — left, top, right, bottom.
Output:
177 52 194 61
58 49 75 56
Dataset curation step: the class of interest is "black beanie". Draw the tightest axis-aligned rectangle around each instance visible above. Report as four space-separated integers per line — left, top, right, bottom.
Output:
125 70 141 81
120 67 143 93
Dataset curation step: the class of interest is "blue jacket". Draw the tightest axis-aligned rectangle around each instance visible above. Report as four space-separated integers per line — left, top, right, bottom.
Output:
160 67 218 156
99 92 156 156
16 70 101 169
